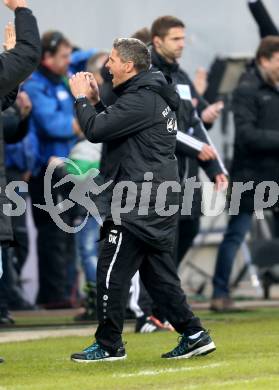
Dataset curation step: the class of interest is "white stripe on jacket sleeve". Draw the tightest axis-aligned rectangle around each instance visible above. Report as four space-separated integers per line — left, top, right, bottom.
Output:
176 130 204 152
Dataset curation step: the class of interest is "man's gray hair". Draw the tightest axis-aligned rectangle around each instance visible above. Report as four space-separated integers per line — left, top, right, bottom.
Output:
113 38 151 72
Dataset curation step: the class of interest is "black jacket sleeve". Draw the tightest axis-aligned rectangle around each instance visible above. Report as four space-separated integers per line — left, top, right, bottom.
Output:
199 158 226 181
176 101 206 158
176 131 203 159
248 0 279 38
2 88 18 110
0 7 41 98
176 103 209 157
176 105 227 179
75 92 152 143
233 82 279 151
192 111 228 179
3 105 29 144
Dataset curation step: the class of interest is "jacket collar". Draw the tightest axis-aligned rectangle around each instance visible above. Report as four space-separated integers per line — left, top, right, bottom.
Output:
113 71 147 96
38 64 64 85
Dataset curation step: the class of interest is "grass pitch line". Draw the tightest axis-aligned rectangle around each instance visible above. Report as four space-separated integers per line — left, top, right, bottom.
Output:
212 376 279 388
114 362 224 378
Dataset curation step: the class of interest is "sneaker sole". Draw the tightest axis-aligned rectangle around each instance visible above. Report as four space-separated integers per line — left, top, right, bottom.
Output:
163 342 216 359
71 355 127 363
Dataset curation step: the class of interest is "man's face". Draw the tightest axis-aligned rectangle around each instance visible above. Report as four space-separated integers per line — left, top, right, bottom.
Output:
155 27 185 61
106 48 131 87
261 52 279 83
45 44 72 76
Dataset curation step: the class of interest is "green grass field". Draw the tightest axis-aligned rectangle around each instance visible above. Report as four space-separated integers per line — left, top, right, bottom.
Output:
1 308 279 390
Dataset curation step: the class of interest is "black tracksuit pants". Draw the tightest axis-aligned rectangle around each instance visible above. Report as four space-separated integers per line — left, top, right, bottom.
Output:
129 216 200 320
95 223 203 351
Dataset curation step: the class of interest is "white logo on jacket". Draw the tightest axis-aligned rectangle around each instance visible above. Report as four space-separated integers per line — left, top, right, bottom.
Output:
162 106 171 117
167 118 177 133
57 90 70 101
109 233 117 244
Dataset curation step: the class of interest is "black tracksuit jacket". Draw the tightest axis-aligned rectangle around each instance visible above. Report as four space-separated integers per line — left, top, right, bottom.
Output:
151 49 227 218
230 63 279 212
75 70 182 252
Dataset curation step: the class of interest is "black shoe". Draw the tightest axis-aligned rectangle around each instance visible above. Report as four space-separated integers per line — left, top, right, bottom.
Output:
161 330 216 359
0 357 4 363
210 298 241 313
71 342 126 363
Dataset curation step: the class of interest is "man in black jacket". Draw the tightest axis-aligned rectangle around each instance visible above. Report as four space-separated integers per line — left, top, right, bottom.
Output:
211 36 279 311
150 16 228 267
69 38 216 362
0 0 41 363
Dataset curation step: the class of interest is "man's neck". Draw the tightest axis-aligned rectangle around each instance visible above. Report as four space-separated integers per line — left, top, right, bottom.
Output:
115 71 138 87
258 65 278 87
39 63 63 84
41 61 64 77
155 47 175 64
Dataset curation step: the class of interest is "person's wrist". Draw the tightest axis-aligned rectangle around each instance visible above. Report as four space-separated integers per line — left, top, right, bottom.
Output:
14 7 30 15
75 94 87 100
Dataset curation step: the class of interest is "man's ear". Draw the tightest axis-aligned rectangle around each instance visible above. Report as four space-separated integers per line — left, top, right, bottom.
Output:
126 61 135 74
259 57 269 69
42 51 52 65
153 36 162 49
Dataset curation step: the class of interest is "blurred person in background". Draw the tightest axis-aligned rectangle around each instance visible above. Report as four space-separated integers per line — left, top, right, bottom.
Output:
86 52 109 86
73 52 108 321
131 27 151 44
150 15 227 268
211 36 279 312
49 138 103 322
247 0 279 243
70 47 99 75
23 31 82 308
0 0 40 362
